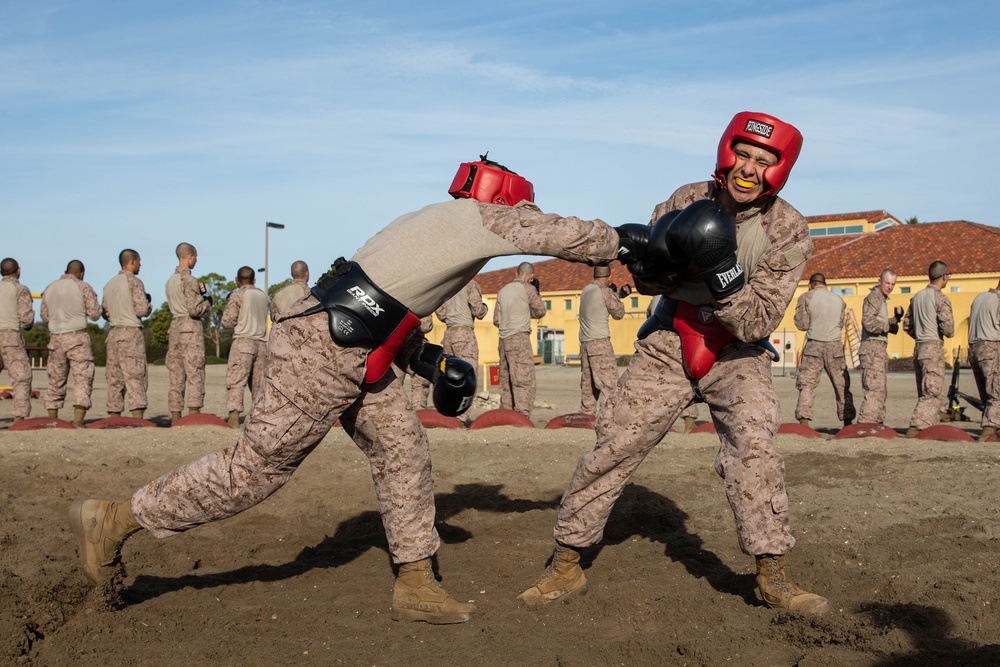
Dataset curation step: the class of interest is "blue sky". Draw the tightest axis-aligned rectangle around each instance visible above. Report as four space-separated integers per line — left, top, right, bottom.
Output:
2 0 997 309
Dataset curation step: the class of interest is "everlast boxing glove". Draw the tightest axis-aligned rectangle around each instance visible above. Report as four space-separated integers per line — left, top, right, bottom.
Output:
664 200 744 300
409 344 477 417
619 213 682 292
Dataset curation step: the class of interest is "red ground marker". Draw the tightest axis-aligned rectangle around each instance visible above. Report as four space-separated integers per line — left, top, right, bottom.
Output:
88 416 157 429
416 409 466 429
544 413 597 430
777 422 825 438
913 424 976 442
172 413 232 428
833 423 900 439
689 422 717 434
469 409 536 430
8 417 76 431
0 391 11 400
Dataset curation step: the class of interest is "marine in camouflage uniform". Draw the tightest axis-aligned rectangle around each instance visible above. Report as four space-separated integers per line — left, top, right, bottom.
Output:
522 112 830 615
70 185 621 624
103 250 152 417
0 258 34 422
222 267 269 427
165 243 211 421
968 281 1000 441
792 273 855 426
577 266 625 415
857 270 902 424
40 261 101 426
494 262 546 418
434 279 488 371
269 261 311 321
903 261 954 435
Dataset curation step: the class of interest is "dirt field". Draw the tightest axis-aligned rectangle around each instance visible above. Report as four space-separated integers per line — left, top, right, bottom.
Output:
2 364 998 666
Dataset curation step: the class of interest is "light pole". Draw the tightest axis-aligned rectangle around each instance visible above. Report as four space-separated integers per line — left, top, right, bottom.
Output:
264 222 285 295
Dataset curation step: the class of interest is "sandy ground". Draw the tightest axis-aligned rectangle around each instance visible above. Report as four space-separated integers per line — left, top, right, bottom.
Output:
1 363 998 666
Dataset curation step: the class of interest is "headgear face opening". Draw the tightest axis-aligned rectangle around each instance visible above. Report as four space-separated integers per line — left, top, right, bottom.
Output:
449 156 534 207
713 111 803 198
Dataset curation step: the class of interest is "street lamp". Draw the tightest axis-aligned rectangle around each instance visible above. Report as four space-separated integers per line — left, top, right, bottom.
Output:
264 222 285 295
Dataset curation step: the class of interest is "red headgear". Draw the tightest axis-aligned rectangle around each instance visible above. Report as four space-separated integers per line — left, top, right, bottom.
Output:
449 155 534 206
713 111 803 198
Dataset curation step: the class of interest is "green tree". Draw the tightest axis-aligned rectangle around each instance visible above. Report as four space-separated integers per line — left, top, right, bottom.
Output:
906 216 920 225
86 322 109 366
268 278 291 299
199 272 235 358
145 301 174 360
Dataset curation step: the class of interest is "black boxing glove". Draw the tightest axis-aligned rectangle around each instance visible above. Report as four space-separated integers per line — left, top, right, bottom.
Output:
614 224 650 263
618 284 633 298
664 200 744 300
529 277 541 293
204 294 214 307
409 344 476 417
145 292 152 303
893 305 904 321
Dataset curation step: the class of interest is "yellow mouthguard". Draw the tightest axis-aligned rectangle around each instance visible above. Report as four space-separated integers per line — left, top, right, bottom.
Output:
735 177 756 188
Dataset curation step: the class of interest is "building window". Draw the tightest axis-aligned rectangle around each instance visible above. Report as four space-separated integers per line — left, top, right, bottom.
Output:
809 228 827 237
631 297 639 308
833 287 854 296
845 225 863 234
565 299 572 310
827 226 845 235
900 287 911 294
544 300 551 310
951 286 960 293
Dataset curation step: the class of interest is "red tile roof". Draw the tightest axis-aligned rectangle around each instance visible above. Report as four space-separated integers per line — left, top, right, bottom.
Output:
805 210 900 225
476 220 1000 293
804 221 1000 279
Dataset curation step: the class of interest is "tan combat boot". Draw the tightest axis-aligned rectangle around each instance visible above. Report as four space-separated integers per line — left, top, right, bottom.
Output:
683 416 697 433
68 499 142 583
228 411 240 429
391 558 476 624
47 409 59 418
108 412 122 418
904 427 920 439
755 554 830 614
979 426 997 443
130 409 145 419
518 543 588 608
72 406 87 428
188 407 201 415
797 418 810 427
170 411 182 425
12 416 24 424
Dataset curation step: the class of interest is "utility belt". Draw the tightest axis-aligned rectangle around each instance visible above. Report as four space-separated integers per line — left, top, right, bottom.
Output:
637 297 778 383
278 261 420 384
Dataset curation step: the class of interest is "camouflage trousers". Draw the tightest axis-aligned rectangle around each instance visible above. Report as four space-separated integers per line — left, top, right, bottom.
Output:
579 338 618 415
857 339 889 424
131 298 440 565
226 337 267 413
441 327 480 370
910 340 946 430
498 331 536 418
44 331 95 410
554 329 794 557
166 319 205 411
794 340 856 423
106 327 149 413
409 374 431 411
0 331 32 419
970 340 1000 428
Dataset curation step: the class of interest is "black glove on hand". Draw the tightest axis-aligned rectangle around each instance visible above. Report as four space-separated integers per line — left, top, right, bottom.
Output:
529 277 541 293
145 292 152 303
664 200 744 300
409 344 477 417
618 284 633 298
614 224 650 263
893 305 904 321
204 294 214 307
